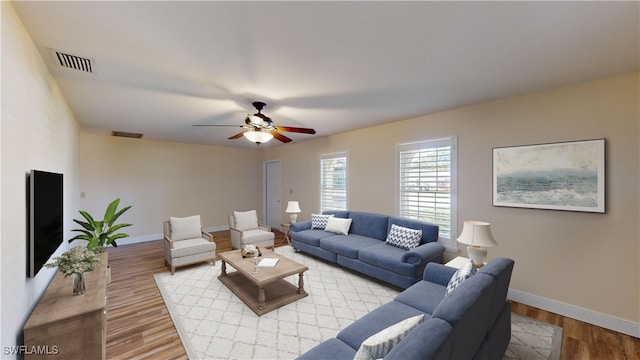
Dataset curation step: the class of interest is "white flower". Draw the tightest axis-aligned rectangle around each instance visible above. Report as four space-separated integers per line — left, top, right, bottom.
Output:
45 246 99 277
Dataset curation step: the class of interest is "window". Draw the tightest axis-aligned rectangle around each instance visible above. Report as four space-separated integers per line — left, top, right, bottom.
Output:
397 137 457 251
320 152 348 212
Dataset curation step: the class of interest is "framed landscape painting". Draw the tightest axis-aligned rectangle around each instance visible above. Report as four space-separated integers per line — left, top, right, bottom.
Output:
493 139 605 213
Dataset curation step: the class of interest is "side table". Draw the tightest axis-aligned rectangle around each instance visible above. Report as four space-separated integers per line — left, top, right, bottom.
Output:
280 223 292 246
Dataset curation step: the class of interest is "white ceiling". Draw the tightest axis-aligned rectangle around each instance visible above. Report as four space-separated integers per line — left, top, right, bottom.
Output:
12 1 639 148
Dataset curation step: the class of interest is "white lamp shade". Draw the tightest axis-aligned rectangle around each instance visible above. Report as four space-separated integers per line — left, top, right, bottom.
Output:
456 221 498 248
243 129 273 144
285 201 301 213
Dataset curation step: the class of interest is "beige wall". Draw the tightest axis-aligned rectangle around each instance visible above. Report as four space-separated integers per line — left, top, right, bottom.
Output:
1 2 81 352
79 134 262 239
263 73 639 327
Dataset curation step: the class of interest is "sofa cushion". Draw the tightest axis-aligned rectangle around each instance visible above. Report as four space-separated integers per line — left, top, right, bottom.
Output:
432 273 495 359
297 338 356 360
353 314 425 360
350 212 390 240
337 301 427 350
292 229 336 247
324 217 352 235
320 234 380 259
445 259 477 296
384 318 454 360
388 216 439 245
394 279 448 315
386 224 422 250
323 210 351 218
358 243 419 277
169 215 202 241
233 210 259 231
311 214 333 229
170 238 216 258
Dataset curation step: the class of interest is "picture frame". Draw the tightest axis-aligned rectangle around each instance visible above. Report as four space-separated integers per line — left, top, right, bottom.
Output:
493 139 605 213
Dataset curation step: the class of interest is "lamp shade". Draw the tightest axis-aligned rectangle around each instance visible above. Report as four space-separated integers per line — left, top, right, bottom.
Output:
456 221 498 247
285 201 301 213
243 129 273 144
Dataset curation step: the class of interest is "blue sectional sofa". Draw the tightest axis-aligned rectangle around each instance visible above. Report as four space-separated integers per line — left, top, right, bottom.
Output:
298 257 515 360
290 211 444 289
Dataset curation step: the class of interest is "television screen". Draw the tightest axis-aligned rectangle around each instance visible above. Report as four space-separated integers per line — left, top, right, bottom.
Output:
27 170 63 278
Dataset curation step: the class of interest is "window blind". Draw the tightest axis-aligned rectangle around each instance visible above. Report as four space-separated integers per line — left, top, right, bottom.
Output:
320 153 348 211
398 138 456 249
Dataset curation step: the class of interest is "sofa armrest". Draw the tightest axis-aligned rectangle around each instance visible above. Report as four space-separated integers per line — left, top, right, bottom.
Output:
201 231 213 242
423 263 458 286
258 224 271 231
291 220 312 232
401 242 445 265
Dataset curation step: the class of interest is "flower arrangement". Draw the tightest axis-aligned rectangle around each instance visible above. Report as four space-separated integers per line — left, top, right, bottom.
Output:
45 246 100 277
241 244 262 258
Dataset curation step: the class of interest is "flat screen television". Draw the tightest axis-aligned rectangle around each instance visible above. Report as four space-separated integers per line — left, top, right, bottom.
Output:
27 170 63 278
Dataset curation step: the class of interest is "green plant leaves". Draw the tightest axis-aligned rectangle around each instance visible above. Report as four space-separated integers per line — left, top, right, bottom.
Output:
69 198 132 252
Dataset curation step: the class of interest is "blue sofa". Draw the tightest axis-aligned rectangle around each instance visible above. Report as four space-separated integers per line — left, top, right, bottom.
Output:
290 211 444 289
298 257 515 360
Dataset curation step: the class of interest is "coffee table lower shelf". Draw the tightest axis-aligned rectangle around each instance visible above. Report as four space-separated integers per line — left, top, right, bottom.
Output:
218 272 308 316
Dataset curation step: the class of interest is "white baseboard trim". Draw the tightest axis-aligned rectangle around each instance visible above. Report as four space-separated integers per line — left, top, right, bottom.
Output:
115 225 230 246
508 288 640 338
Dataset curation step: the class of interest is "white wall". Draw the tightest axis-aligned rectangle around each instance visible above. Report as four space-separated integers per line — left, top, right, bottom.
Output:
263 73 640 336
78 133 262 243
1 2 80 355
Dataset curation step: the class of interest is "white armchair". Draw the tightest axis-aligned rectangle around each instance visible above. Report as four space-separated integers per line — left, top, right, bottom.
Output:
228 210 275 250
163 215 216 275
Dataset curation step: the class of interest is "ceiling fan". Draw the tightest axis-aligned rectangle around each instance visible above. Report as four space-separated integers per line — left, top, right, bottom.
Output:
194 101 316 144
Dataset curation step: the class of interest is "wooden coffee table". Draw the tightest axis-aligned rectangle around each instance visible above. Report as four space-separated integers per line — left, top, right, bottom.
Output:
218 248 309 316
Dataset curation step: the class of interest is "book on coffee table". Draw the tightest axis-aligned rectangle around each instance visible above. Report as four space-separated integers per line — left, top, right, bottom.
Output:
258 258 279 267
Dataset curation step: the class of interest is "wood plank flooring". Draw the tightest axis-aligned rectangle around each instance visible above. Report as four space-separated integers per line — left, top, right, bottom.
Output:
105 231 639 359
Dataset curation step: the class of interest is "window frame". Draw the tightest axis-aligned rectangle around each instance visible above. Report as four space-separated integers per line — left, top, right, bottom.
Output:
319 152 348 212
396 136 458 252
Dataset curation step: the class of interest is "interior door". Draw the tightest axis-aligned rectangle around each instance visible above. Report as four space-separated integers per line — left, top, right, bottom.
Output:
264 160 281 230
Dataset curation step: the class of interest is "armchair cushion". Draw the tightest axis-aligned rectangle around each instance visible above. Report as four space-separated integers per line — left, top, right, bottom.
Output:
171 238 216 258
169 215 202 241
234 210 259 231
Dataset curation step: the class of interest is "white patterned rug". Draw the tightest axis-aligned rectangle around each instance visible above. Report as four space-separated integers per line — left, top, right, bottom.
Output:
154 247 562 360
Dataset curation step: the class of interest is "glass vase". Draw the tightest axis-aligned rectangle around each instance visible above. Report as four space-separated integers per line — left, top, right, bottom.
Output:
73 272 86 296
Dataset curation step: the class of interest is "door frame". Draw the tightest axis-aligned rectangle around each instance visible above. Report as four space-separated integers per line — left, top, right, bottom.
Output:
263 160 282 231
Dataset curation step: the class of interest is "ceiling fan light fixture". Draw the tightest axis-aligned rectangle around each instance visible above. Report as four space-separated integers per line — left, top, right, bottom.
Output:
243 129 273 144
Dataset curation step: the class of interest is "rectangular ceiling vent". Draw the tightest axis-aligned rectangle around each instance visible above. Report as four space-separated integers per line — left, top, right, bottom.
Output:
112 131 143 139
50 49 94 73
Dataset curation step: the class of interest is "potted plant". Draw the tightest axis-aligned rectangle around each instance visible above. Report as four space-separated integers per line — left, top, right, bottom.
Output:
69 198 132 253
70 198 132 283
45 246 99 295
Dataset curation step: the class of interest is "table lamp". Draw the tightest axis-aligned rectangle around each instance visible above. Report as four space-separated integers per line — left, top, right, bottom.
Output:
285 201 301 223
456 221 498 268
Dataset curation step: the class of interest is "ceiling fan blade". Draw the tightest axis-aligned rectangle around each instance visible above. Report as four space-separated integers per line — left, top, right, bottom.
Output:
192 124 243 127
228 131 246 140
271 131 292 143
275 125 316 134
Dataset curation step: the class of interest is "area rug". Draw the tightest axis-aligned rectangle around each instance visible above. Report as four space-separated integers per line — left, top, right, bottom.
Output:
154 247 562 359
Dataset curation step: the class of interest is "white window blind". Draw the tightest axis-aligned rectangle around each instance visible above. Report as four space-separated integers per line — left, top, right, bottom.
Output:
320 152 348 212
397 137 457 251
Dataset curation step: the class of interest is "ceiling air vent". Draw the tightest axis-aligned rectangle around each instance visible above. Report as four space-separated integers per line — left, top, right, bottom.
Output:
50 49 94 73
112 131 143 139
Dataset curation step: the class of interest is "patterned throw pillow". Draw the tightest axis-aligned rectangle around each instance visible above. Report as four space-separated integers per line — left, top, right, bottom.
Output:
353 314 425 360
385 224 422 250
311 214 333 229
445 259 477 296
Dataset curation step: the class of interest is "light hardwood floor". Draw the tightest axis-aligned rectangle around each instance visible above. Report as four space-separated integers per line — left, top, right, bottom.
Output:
105 231 639 359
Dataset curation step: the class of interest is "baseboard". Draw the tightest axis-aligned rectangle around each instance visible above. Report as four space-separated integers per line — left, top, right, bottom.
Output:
116 225 230 246
508 288 640 338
